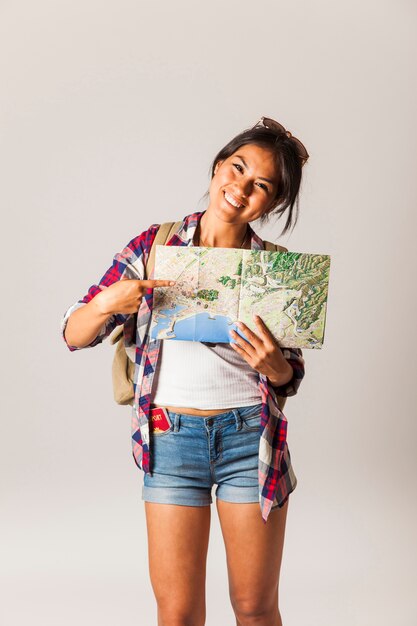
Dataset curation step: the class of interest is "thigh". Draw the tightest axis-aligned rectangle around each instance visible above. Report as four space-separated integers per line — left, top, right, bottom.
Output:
144 502 211 614
216 498 289 609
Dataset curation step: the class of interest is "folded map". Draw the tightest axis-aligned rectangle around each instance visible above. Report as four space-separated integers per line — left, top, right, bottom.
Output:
150 245 331 349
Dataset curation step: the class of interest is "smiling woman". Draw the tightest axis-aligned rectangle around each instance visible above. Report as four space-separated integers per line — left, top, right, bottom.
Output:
61 115 308 626
199 143 282 245
199 116 307 243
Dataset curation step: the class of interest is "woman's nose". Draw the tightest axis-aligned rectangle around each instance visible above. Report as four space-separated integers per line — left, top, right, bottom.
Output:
238 180 252 197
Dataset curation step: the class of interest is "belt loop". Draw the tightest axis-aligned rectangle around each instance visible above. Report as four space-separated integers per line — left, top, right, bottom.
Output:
233 408 242 431
174 413 180 433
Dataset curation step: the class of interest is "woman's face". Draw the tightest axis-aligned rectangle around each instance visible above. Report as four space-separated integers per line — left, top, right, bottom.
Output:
207 143 280 226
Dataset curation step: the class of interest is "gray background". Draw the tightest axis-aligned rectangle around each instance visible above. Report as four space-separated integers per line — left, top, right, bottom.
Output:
1 1 416 624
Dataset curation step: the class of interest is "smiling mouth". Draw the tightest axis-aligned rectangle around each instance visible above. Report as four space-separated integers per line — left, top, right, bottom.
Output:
223 190 244 208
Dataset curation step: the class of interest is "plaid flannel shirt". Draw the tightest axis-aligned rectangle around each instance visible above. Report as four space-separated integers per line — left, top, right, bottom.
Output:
61 211 305 523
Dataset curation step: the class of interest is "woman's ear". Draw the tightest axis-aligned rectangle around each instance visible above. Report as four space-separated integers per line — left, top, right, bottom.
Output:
214 160 223 175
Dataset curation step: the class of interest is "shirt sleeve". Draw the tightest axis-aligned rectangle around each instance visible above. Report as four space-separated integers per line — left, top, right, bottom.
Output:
270 347 305 397
60 224 160 352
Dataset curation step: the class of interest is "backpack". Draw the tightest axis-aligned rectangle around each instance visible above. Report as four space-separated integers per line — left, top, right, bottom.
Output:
109 221 288 409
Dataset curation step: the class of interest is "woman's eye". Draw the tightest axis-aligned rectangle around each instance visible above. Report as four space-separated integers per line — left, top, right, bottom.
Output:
233 163 268 192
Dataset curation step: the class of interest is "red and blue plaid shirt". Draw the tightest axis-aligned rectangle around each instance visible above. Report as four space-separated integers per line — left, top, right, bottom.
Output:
61 211 305 523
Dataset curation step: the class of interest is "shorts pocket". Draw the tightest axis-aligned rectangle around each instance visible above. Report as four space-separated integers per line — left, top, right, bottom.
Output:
150 410 174 437
151 423 174 437
240 404 262 432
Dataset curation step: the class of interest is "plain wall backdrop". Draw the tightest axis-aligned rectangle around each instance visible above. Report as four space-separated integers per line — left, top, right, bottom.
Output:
1 1 416 624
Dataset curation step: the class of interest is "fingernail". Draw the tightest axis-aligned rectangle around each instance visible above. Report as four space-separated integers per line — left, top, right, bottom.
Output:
169 281 176 285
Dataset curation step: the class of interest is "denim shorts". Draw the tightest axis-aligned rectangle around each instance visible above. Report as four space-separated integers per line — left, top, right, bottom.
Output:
142 403 263 507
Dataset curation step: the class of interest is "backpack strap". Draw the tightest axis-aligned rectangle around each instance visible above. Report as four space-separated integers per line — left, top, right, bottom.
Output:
263 240 288 253
145 221 183 278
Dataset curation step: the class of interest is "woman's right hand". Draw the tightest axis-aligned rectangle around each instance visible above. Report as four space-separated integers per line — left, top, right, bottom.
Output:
94 278 176 315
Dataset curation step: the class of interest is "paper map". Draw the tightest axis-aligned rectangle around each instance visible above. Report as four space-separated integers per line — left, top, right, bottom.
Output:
150 245 331 349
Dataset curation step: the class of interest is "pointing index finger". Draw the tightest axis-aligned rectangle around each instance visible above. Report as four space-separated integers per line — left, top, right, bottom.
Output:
140 279 176 288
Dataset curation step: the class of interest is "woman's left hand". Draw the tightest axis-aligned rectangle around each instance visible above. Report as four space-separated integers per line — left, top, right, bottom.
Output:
230 315 293 387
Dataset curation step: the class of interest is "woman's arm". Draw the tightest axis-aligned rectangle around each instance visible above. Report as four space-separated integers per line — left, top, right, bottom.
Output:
269 347 305 397
61 224 161 351
63 298 113 349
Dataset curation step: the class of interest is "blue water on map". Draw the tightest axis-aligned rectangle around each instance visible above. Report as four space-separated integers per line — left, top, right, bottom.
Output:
180 312 234 342
151 303 253 343
151 304 187 338
151 308 251 343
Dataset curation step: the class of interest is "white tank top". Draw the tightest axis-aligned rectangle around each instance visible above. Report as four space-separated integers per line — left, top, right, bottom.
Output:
151 339 262 409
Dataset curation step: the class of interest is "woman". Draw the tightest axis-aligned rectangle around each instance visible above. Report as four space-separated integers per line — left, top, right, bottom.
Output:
61 116 308 626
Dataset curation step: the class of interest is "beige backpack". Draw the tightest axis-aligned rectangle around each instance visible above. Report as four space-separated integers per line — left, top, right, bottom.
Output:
109 221 288 409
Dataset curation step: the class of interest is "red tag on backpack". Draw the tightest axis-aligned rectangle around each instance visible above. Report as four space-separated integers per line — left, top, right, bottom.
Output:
149 407 172 433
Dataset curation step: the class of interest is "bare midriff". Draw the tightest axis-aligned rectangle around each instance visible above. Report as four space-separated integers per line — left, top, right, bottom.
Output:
151 404 232 417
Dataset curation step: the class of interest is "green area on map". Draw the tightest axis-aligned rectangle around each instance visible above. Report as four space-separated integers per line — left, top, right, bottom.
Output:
150 245 331 349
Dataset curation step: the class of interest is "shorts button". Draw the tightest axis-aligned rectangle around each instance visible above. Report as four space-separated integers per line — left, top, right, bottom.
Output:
207 418 214 427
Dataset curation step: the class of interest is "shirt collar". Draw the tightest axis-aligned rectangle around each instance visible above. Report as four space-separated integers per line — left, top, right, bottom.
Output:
170 210 265 250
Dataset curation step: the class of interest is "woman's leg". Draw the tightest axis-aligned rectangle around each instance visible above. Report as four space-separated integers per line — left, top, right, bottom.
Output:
216 497 289 626
145 501 211 626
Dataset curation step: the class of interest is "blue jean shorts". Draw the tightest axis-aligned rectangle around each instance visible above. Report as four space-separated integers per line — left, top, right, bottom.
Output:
142 403 263 507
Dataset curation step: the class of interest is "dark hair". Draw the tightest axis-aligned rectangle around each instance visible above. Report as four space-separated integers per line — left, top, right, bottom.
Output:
202 126 306 236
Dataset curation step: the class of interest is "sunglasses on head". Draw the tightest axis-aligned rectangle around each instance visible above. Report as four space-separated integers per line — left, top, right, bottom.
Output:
251 116 309 166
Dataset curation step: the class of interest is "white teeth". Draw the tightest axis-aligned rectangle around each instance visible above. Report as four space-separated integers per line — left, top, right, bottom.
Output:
224 191 243 208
